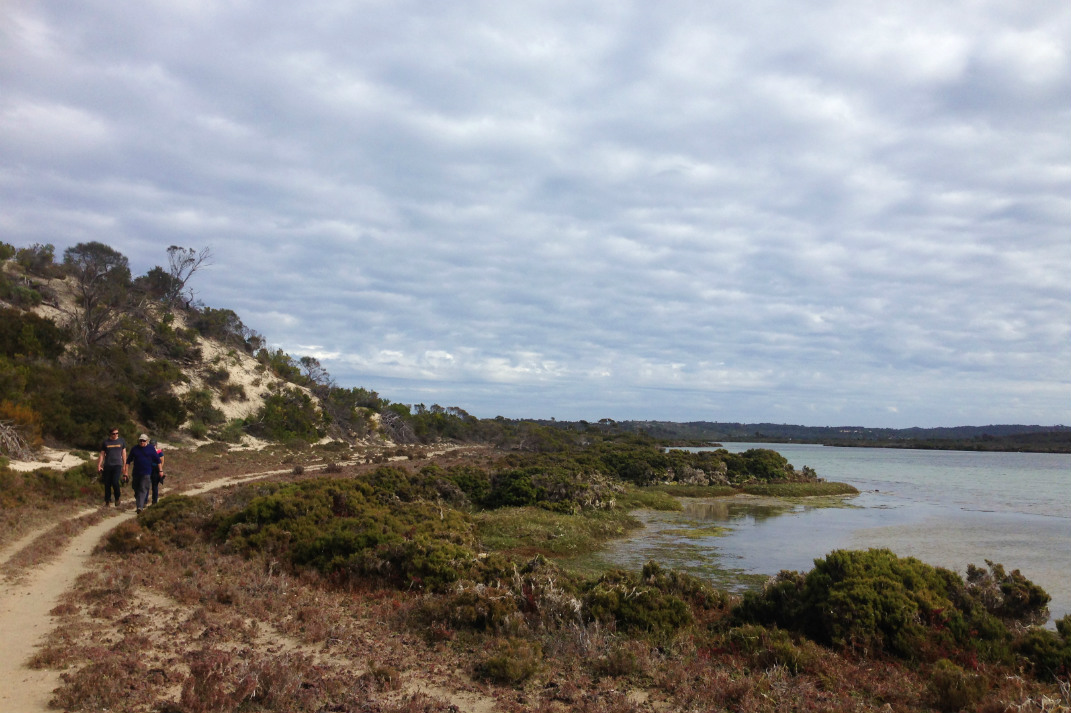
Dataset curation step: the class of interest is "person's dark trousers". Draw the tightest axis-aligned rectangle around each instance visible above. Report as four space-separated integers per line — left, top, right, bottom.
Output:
133 474 151 511
101 465 122 505
150 466 162 504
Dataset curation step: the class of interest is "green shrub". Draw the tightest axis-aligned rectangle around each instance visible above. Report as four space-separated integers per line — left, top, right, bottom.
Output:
0 460 96 508
733 549 1032 662
414 584 520 633
188 420 209 440
15 243 56 276
724 624 817 674
965 560 1050 626
139 495 211 547
211 419 246 444
213 476 479 591
475 638 542 685
102 520 164 554
249 387 324 442
139 392 187 433
640 561 731 611
582 568 692 638
183 389 224 426
926 658 986 712
1014 626 1071 682
0 308 68 359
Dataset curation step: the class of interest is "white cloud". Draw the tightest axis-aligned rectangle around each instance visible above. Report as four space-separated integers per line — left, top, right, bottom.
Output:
1 0 1068 427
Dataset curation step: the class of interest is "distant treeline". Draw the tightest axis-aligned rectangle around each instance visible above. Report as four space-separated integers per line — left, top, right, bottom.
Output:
609 421 1071 453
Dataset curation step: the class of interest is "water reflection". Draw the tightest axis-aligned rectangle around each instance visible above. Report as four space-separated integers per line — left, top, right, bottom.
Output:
682 499 796 523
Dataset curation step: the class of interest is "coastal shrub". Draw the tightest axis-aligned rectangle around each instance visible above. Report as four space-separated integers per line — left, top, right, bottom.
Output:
182 388 224 426
415 583 521 634
15 242 56 276
102 520 164 554
139 391 187 433
0 308 68 360
0 274 44 307
732 548 1035 662
0 460 96 508
582 567 692 638
484 468 539 508
592 642 645 678
640 561 732 612
249 386 324 442
138 494 212 547
965 560 1050 626
26 362 136 448
211 419 246 443
724 624 817 675
926 658 986 712
1014 624 1071 682
475 638 542 685
442 464 492 504
213 477 479 591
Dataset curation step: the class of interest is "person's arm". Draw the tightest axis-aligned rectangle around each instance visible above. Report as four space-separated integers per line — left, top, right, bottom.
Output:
98 449 105 471
122 448 128 475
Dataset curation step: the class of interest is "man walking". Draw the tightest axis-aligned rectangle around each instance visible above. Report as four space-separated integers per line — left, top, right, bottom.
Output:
97 427 127 507
126 434 161 515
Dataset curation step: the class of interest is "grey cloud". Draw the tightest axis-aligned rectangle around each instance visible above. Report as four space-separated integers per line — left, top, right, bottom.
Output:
1 0 1068 427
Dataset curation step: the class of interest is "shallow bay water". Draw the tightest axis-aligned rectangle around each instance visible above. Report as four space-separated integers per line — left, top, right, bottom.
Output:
589 442 1071 623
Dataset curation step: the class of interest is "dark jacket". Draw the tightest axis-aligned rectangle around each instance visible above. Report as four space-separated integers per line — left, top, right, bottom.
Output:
126 444 161 477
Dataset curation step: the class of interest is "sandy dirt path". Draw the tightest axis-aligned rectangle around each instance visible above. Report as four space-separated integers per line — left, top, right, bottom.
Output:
0 459 378 713
0 511 132 711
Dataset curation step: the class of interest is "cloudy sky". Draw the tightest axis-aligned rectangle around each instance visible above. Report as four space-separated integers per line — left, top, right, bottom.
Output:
2 1 1068 427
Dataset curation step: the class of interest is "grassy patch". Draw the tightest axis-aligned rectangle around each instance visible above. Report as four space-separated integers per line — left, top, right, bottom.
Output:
740 481 859 497
475 506 640 557
646 484 738 498
616 487 684 511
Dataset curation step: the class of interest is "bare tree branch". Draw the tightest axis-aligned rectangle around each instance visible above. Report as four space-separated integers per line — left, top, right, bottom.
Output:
166 246 213 308
0 420 34 460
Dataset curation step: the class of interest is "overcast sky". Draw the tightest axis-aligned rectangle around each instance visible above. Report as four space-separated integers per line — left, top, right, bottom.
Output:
2 1 1068 427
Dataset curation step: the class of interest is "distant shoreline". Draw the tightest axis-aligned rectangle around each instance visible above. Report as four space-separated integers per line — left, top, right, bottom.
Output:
668 438 1071 454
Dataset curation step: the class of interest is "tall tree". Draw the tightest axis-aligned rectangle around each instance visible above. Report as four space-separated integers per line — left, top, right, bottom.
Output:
62 241 131 350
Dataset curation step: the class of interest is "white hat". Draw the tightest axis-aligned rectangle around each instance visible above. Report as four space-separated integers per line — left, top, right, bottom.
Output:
139 433 149 441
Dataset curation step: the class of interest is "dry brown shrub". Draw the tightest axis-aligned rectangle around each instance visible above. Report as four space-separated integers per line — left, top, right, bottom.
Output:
357 661 403 693
179 648 329 713
50 653 148 711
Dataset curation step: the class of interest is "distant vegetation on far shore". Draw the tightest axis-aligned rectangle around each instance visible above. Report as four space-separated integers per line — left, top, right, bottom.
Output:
565 420 1071 453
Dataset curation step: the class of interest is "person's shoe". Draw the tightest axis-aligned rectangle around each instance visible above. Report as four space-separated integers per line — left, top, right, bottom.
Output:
136 508 142 515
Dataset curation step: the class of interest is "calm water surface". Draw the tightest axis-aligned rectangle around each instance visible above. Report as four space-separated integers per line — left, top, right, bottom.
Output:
592 443 1071 623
